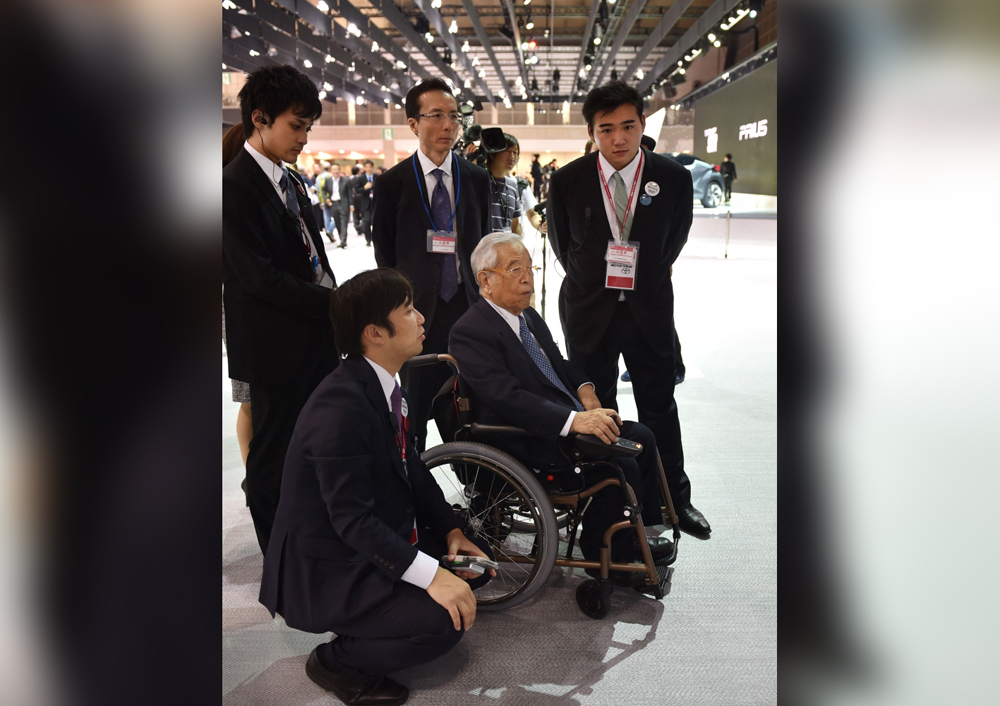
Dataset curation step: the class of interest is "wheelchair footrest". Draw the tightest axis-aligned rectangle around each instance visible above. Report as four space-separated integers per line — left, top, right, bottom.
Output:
635 561 673 600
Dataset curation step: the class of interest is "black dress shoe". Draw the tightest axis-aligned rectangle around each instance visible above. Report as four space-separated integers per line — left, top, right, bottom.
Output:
674 371 685 385
644 536 674 561
305 649 409 705
675 505 711 538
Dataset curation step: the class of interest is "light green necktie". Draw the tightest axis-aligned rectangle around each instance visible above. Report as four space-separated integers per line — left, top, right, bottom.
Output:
611 171 634 242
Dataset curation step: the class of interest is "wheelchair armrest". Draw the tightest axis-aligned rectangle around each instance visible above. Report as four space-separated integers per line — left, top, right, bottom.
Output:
571 433 643 458
468 423 535 439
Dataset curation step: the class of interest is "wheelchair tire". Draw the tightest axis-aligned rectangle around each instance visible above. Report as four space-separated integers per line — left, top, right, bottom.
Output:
422 442 559 611
575 579 612 619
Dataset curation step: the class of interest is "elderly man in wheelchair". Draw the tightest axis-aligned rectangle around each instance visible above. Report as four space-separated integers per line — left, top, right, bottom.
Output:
412 232 681 618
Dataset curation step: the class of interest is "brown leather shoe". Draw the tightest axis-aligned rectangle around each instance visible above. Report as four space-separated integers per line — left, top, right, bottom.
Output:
305 649 409 705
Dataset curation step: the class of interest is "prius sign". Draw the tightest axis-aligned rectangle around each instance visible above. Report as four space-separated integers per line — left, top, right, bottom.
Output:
739 119 768 141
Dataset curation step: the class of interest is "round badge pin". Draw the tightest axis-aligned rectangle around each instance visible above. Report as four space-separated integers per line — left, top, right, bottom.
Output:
644 181 660 197
639 193 652 206
401 399 408 417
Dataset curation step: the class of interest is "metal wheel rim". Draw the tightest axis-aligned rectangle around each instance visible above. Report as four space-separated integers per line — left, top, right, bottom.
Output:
425 453 549 607
707 183 723 207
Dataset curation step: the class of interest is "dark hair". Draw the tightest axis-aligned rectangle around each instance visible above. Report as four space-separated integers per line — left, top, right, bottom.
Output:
532 154 540 160
404 78 456 120
363 159 374 167
486 133 520 168
238 64 323 138
725 153 733 160
582 80 644 128
330 268 414 357
351 165 360 175
640 135 656 151
223 123 245 168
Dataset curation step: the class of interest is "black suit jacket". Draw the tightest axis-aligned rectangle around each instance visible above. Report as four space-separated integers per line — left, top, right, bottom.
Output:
351 172 374 214
259 356 465 634
330 174 352 210
547 148 692 356
223 147 337 384
372 153 491 331
449 298 591 465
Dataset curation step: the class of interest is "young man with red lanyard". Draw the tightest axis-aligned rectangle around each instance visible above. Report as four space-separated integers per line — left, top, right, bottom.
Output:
547 81 712 539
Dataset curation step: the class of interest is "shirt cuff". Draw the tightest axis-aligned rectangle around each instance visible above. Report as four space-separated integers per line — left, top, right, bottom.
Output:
560 410 576 437
577 382 595 394
400 550 439 590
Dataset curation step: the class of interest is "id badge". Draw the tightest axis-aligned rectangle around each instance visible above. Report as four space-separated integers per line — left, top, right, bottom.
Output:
427 230 457 254
605 241 638 290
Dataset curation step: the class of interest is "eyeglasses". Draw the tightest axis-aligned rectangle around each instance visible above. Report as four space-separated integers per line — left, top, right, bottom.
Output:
416 112 462 124
485 265 541 278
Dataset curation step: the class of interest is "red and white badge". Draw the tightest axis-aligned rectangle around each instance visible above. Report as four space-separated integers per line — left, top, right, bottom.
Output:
427 230 456 254
605 241 639 290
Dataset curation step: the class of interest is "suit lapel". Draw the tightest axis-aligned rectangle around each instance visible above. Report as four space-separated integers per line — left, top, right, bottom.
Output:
347 358 409 485
476 300 564 395
583 154 613 245
407 153 436 232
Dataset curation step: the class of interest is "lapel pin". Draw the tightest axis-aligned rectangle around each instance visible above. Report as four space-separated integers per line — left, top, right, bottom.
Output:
401 399 408 418
644 181 660 197
639 193 652 206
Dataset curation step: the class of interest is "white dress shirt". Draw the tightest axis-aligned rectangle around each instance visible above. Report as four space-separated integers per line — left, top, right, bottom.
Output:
415 148 462 284
483 298 594 436
244 140 333 288
363 357 439 591
597 149 643 301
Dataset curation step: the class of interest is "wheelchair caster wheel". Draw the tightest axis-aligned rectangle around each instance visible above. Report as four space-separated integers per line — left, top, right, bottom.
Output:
576 579 612 619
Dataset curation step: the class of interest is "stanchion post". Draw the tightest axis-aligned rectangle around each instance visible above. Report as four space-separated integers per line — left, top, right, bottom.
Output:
724 210 732 259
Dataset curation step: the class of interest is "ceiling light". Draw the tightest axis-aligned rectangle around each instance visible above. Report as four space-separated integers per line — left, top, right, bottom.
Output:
521 41 529 51
449 20 458 34
707 33 716 42
356 96 364 105
244 30 249 36
594 37 601 45
396 60 406 69
325 54 333 63
750 9 758 18
464 78 472 88
323 82 333 91
425 32 434 43
431 0 442 7
526 20 534 30
635 69 643 80
222 62 227 69
317 0 328 11
524 0 531 5
339 149 345 154
678 68 685 75
713 39 722 47
461 41 470 52
395 103 401 109
222 0 237 9
347 23 358 36
318 90 327 99
248 49 260 56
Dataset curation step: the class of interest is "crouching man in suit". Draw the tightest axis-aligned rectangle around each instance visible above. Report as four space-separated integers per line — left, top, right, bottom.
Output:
448 233 673 585
259 268 495 706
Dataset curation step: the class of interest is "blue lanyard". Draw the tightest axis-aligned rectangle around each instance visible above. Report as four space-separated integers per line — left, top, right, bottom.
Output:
412 151 460 233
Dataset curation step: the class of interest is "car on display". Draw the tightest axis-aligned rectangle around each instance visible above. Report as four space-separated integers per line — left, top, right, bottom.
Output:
660 152 726 208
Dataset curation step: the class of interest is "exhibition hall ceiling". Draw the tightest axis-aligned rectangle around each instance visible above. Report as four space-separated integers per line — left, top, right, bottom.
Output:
222 0 768 108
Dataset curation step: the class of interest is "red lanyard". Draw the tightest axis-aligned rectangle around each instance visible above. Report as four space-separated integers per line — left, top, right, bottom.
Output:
596 151 644 242
393 414 408 468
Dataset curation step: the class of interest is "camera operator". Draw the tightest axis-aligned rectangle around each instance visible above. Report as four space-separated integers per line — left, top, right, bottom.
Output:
485 133 523 235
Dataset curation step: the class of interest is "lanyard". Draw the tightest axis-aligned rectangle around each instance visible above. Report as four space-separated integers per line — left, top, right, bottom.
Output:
392 413 408 470
412 151 461 233
596 151 644 243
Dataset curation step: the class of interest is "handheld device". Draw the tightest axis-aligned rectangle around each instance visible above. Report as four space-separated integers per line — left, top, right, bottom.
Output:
441 555 499 575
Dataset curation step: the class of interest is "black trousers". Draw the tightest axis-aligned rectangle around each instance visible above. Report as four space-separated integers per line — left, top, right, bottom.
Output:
578 421 665 562
318 532 492 683
674 327 686 377
568 301 692 509
723 176 733 201
400 294 469 452
330 204 350 246
246 359 332 555
357 203 372 244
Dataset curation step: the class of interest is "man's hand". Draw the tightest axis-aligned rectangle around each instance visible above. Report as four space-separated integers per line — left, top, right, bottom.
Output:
350 205 354 212
445 528 496 579
570 408 621 444
538 220 547 234
427 566 477 631
325 198 332 206
577 384 601 411
363 181 372 190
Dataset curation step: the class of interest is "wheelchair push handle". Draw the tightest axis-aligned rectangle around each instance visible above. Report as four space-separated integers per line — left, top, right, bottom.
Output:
407 353 461 376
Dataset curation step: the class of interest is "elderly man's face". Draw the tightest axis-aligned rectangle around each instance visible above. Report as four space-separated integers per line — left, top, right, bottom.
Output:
479 242 534 315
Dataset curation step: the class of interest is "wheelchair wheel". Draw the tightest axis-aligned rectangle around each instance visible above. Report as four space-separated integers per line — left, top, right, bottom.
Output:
575 579 612 619
422 442 559 611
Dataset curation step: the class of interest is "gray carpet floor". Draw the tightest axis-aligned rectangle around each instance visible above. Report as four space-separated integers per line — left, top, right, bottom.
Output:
223 218 776 704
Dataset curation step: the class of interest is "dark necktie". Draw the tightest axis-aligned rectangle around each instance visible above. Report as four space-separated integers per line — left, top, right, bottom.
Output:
279 169 311 256
432 168 459 302
518 316 584 412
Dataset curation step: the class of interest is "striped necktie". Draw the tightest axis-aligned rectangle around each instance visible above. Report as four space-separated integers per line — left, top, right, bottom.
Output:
518 316 584 412
611 171 634 242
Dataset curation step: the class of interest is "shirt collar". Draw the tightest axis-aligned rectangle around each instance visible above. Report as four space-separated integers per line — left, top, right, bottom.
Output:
416 147 453 178
597 148 642 186
244 140 285 189
363 357 400 411
484 296 524 341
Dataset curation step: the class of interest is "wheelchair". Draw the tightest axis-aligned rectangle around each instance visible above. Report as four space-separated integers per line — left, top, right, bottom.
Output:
411 353 683 619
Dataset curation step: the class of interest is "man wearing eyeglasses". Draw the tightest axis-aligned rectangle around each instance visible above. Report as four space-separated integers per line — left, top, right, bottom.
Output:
448 233 674 578
372 78 491 452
